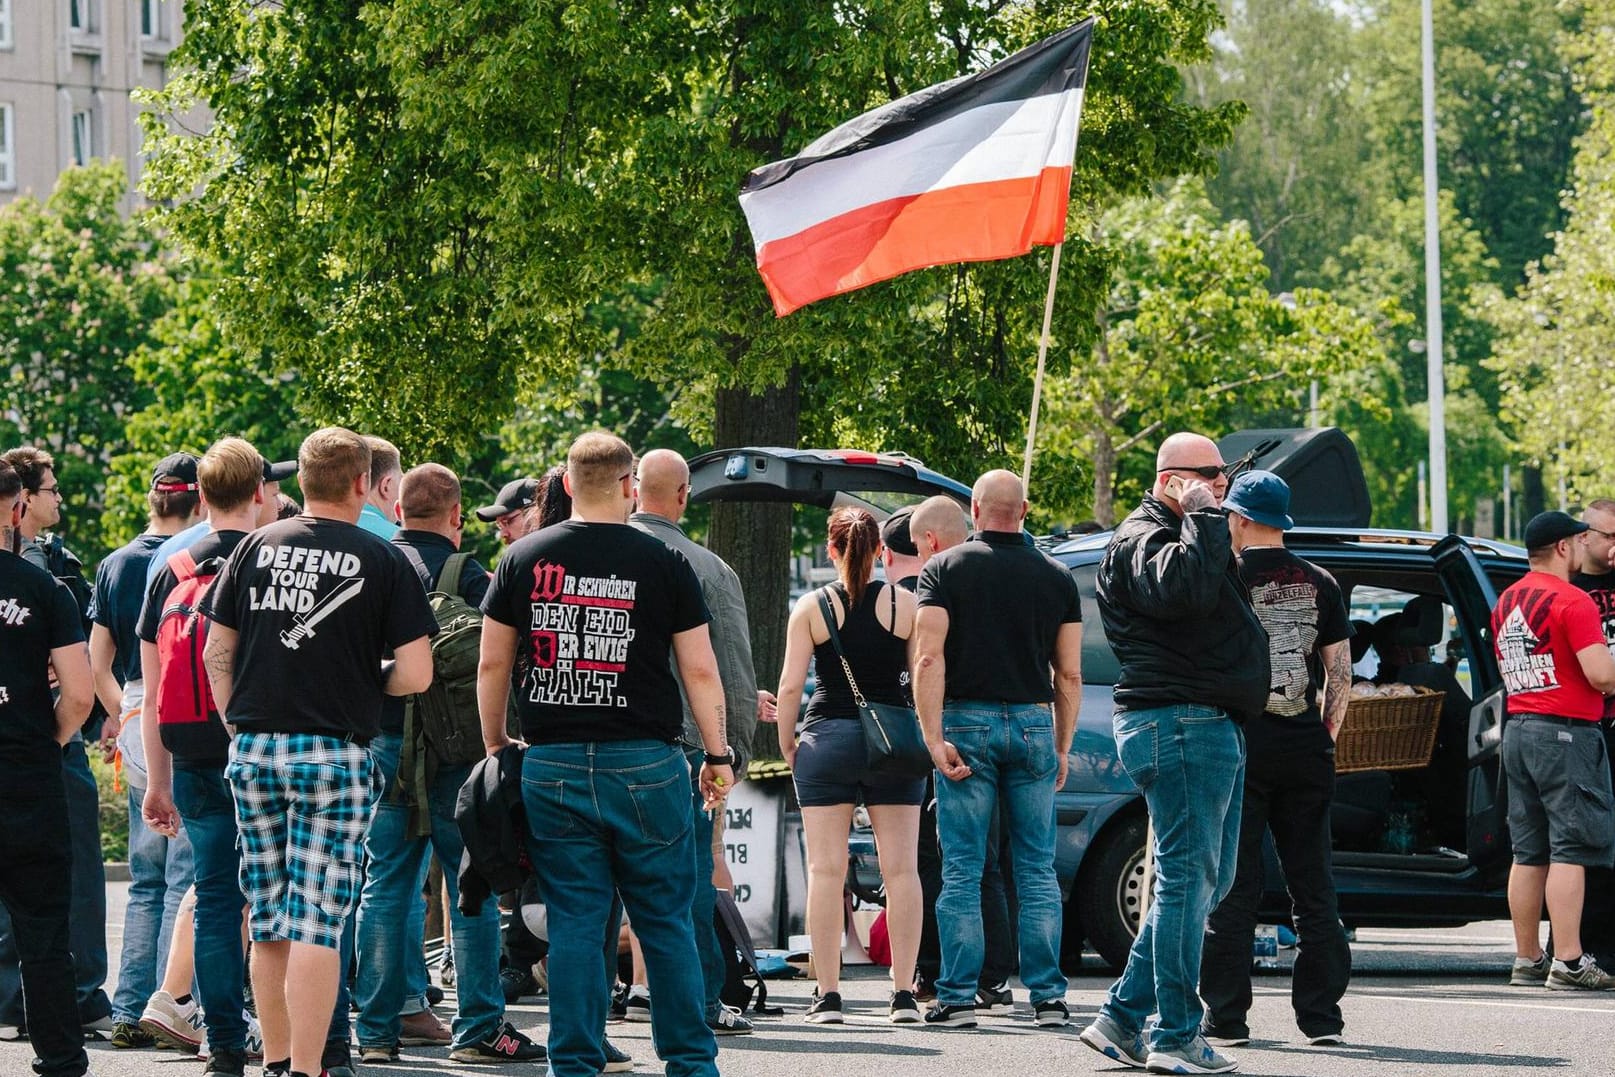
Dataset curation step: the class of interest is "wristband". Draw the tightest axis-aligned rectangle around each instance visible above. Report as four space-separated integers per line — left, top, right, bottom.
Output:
704 746 736 767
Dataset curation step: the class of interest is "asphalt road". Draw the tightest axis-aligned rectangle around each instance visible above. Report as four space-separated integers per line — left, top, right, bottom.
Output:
5 883 1612 1076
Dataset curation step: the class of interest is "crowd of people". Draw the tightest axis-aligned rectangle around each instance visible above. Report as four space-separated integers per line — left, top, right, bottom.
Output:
3 425 1615 1077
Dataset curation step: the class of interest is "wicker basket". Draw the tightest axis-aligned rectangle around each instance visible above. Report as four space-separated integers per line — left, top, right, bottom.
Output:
1335 687 1444 774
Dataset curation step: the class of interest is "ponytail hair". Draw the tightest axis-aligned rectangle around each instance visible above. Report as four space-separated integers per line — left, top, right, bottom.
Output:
827 506 880 609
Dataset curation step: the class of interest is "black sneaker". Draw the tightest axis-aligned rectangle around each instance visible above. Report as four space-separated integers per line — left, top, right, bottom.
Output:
449 1022 547 1063
1033 998 1069 1027
804 989 844 1024
263 1062 290 1077
500 965 539 1003
708 1005 754 1035
601 1037 633 1073
1202 1020 1251 1047
609 981 630 1021
110 1020 156 1049
890 990 921 1024
923 1002 978 1028
425 984 446 1007
976 982 1013 1015
204 1045 248 1077
321 1038 356 1077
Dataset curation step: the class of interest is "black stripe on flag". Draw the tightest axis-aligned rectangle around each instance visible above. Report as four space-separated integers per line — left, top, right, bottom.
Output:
742 18 1094 195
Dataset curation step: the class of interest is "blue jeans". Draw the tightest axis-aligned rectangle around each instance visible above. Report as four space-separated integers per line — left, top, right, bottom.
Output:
1102 704 1245 1050
523 741 717 1077
173 766 250 1051
683 747 725 1020
933 702 1066 1008
111 783 195 1023
356 733 502 1050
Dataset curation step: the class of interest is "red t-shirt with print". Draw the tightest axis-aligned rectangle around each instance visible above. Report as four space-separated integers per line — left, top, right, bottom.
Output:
1492 570 1608 720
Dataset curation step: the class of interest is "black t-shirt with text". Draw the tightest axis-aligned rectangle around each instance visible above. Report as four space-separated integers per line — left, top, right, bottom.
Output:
482 520 710 745
1238 546 1352 755
202 516 437 742
915 530 1082 703
1572 569 1615 721
1 550 86 794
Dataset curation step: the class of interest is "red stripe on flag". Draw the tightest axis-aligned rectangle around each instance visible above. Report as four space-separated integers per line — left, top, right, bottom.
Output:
754 165 1072 316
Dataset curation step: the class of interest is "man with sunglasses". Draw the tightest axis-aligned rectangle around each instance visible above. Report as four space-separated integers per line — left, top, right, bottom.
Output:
1572 499 1615 972
1081 432 1269 1075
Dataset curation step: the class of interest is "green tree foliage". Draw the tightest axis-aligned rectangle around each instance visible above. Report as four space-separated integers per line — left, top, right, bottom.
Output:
1489 1 1615 503
1030 180 1381 527
0 164 176 563
1356 0 1584 287
142 1 1248 721
1186 0 1379 291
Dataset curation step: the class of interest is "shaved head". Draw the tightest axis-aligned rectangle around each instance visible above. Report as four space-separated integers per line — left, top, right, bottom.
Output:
972 469 1027 532
910 495 971 562
1156 432 1223 471
636 449 690 519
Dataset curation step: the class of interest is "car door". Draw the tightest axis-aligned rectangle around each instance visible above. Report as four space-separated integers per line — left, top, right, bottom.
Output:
1431 535 1512 877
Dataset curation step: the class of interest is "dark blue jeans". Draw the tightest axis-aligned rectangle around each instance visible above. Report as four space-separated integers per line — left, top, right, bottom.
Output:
173 766 250 1051
523 741 716 1077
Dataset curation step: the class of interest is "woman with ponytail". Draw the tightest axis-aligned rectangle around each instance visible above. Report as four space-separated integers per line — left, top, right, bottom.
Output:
776 506 924 1025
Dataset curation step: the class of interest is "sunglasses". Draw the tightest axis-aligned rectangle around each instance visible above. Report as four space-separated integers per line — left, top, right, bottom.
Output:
1159 465 1228 479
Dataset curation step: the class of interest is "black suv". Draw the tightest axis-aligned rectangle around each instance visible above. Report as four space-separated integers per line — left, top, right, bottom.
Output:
690 436 1525 969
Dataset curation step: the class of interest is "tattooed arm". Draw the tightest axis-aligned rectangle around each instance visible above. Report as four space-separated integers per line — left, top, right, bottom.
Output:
1320 639 1352 742
203 624 237 716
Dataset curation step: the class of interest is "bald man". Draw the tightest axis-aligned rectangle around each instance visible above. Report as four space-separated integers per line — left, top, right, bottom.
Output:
1080 433 1269 1075
909 496 971 566
630 448 765 1036
912 469 1083 1030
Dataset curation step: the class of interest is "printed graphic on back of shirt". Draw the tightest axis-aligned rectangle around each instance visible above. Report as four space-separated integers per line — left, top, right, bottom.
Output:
245 544 367 650
1497 591 1560 695
1249 574 1320 717
526 559 634 708
1 597 37 705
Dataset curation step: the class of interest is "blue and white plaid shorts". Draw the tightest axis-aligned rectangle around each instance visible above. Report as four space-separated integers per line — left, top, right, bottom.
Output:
226 731 381 949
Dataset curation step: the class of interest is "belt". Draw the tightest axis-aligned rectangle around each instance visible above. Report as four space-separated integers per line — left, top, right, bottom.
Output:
1514 713 1594 727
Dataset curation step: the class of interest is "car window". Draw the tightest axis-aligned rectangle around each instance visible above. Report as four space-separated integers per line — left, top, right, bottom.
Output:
1069 562 1120 686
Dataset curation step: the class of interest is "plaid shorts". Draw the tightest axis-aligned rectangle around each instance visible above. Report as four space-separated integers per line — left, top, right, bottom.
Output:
226 731 381 948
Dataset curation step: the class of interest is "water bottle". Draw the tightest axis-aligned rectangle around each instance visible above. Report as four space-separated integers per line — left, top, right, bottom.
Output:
1253 925 1280 970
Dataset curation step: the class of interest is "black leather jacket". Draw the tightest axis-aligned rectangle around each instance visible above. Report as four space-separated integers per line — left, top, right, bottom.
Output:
454 744 529 915
1096 495 1270 720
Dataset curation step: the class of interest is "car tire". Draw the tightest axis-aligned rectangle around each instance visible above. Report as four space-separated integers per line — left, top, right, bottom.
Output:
1077 814 1147 972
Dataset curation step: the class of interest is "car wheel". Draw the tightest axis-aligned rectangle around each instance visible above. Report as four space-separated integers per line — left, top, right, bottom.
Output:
1077 814 1147 972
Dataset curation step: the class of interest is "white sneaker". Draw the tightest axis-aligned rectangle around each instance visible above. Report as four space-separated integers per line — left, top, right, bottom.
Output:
139 990 204 1052
0 1024 24 1041
245 1013 264 1059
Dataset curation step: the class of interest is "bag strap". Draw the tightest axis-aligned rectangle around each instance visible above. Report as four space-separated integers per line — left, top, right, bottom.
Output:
815 589 868 709
435 552 471 599
168 548 200 584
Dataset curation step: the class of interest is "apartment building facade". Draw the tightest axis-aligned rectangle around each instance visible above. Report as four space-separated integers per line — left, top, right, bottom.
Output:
0 0 186 207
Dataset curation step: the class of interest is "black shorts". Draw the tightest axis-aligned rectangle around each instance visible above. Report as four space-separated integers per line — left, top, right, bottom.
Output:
1502 714 1615 867
792 718 926 808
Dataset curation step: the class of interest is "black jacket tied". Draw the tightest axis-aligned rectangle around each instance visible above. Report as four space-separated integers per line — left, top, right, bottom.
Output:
455 743 530 915
1097 495 1270 721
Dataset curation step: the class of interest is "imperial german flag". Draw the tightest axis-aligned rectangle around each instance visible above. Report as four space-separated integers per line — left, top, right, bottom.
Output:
739 19 1094 317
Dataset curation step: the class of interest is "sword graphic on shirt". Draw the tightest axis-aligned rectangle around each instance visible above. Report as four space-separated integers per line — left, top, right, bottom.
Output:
279 577 365 649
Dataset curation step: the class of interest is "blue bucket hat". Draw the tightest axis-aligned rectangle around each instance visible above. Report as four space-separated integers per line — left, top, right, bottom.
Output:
1224 469 1294 531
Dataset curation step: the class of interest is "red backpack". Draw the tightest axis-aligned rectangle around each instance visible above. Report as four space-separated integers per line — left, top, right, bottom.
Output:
154 549 231 763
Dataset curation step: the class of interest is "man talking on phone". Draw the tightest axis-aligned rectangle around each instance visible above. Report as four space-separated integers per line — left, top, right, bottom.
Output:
1080 432 1270 1075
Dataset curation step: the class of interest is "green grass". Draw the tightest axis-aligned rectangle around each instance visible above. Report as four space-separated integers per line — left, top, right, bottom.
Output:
88 750 130 863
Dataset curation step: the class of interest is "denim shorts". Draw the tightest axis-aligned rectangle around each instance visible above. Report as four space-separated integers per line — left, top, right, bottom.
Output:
1502 714 1615 867
792 718 926 807
226 732 382 948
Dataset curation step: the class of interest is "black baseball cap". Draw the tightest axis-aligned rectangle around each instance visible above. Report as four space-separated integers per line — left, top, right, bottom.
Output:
262 457 297 482
475 477 539 522
150 452 200 493
1523 510 1588 551
881 506 918 557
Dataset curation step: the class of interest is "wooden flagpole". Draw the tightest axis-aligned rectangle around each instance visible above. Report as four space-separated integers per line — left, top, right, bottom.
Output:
1021 242 1064 495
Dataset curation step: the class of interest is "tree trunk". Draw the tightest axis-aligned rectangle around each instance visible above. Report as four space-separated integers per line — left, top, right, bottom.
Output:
710 363 801 761
1092 427 1117 528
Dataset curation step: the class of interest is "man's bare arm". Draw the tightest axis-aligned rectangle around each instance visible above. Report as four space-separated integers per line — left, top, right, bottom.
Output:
1320 639 1352 742
49 642 94 746
202 624 237 715
477 618 521 753
1051 621 1083 791
912 605 969 780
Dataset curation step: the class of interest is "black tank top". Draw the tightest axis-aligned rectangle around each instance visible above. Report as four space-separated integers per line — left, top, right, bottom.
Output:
803 581 910 725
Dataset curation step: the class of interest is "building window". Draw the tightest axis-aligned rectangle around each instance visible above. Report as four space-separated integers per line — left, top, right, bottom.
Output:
0 0 14 51
1 104 15 190
71 108 94 166
140 0 161 39
69 0 97 34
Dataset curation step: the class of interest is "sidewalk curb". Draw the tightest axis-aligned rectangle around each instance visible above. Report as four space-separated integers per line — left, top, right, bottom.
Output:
105 861 131 882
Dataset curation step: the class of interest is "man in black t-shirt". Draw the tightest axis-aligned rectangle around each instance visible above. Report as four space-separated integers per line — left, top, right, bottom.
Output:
1574 498 1615 969
912 470 1083 1030
478 431 734 1077
200 428 436 1077
0 459 94 1077
1200 471 1353 1048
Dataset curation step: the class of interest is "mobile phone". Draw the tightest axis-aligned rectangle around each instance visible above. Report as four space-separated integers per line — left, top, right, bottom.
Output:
1163 473 1187 500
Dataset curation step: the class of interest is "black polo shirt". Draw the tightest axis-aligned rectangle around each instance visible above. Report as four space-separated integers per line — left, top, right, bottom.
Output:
916 530 1081 703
